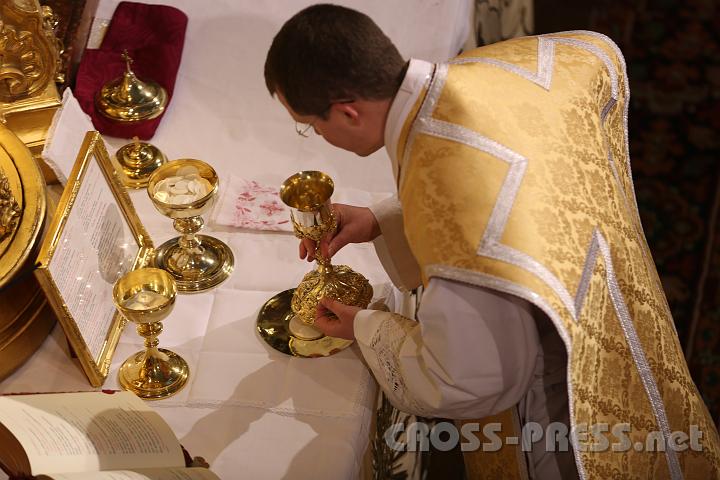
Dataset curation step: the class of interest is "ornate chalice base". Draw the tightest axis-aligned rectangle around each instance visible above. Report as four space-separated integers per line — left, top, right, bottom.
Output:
291 263 373 325
119 347 189 400
283 262 373 350
257 289 353 358
153 234 234 293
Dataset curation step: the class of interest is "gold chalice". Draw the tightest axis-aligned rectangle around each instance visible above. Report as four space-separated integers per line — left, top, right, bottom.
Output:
147 159 234 293
113 268 189 400
257 171 372 357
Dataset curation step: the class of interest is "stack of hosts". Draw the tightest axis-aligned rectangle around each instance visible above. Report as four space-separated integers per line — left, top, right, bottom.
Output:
264 5 720 479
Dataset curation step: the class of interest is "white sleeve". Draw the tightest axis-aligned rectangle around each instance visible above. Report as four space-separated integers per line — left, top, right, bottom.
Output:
354 277 540 419
368 196 422 292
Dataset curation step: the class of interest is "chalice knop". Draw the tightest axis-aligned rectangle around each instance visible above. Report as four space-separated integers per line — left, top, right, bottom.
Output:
279 171 373 353
113 268 188 400
147 159 234 293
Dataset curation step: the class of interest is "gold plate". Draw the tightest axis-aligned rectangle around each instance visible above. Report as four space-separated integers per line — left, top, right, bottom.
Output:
0 123 46 288
257 289 353 357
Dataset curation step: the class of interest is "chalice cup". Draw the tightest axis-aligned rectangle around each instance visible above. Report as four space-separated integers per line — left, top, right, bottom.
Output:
147 159 234 293
113 268 189 400
280 171 373 345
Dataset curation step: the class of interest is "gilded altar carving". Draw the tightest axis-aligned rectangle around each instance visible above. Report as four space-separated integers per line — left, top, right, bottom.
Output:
0 169 20 242
0 1 57 102
0 0 63 183
0 121 53 384
0 0 61 102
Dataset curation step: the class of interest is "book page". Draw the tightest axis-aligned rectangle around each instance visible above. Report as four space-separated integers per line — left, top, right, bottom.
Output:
0 392 184 475
48 156 138 362
39 467 221 480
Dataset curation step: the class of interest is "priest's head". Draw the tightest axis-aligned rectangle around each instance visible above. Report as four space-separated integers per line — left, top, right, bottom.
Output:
264 4 408 156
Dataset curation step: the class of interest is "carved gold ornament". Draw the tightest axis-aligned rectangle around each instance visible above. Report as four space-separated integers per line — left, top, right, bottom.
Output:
0 169 20 242
0 0 60 102
291 262 373 327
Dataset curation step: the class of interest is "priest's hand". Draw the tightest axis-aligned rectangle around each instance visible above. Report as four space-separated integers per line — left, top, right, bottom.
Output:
299 204 381 262
314 297 361 340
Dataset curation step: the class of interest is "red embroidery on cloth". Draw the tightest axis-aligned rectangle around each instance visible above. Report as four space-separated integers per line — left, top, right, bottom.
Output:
232 181 290 230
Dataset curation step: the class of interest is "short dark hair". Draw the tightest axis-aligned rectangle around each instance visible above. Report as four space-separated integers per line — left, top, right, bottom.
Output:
264 4 408 117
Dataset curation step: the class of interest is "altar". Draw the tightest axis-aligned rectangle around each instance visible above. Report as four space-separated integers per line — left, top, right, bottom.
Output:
0 1 473 478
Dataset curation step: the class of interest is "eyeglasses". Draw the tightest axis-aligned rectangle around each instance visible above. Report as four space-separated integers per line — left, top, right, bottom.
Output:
293 100 354 138
295 120 316 138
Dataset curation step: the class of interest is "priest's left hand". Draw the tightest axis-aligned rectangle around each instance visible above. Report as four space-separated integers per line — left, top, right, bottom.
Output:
314 297 361 340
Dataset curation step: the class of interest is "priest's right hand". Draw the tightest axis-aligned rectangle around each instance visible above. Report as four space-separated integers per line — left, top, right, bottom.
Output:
299 203 381 262
314 297 361 340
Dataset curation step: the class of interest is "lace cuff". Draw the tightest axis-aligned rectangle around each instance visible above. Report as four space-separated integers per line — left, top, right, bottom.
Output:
355 310 431 417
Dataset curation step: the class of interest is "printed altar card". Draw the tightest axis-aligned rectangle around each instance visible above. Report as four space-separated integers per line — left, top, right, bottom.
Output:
35 131 153 387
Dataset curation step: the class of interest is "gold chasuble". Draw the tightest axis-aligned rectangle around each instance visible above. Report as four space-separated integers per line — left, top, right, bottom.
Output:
396 31 720 479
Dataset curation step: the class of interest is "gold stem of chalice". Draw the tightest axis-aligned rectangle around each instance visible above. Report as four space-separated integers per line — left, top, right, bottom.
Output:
113 268 189 400
256 171 372 357
147 159 234 293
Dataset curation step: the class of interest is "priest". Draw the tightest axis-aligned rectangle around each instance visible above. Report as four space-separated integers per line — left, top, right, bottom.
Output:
264 4 720 479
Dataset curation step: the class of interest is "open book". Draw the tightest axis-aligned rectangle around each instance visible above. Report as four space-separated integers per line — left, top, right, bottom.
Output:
0 391 220 480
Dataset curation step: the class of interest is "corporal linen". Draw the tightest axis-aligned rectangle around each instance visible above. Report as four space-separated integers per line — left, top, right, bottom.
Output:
42 89 95 184
355 32 720 479
213 175 391 232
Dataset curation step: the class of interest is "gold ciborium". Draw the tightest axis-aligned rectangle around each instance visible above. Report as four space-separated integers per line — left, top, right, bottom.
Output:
147 159 234 293
261 171 372 357
113 268 188 400
96 50 168 122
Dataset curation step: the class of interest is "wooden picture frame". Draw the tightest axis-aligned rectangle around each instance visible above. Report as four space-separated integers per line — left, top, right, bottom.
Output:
35 131 153 387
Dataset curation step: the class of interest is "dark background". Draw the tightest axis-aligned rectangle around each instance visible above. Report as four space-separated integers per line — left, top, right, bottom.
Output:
536 0 720 425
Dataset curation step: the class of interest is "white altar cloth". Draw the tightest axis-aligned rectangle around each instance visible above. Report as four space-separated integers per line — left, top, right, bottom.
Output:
0 1 471 478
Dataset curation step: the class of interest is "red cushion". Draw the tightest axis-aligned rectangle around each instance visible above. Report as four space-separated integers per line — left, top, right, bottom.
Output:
74 1 188 139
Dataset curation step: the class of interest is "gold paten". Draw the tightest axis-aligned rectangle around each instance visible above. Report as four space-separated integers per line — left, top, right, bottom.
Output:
115 137 167 188
147 159 234 293
95 50 168 122
257 171 372 357
113 267 189 400
0 0 63 183
256 289 353 358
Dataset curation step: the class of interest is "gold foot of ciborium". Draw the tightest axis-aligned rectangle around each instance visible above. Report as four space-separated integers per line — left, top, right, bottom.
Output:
257 171 373 358
113 268 189 400
147 159 234 293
